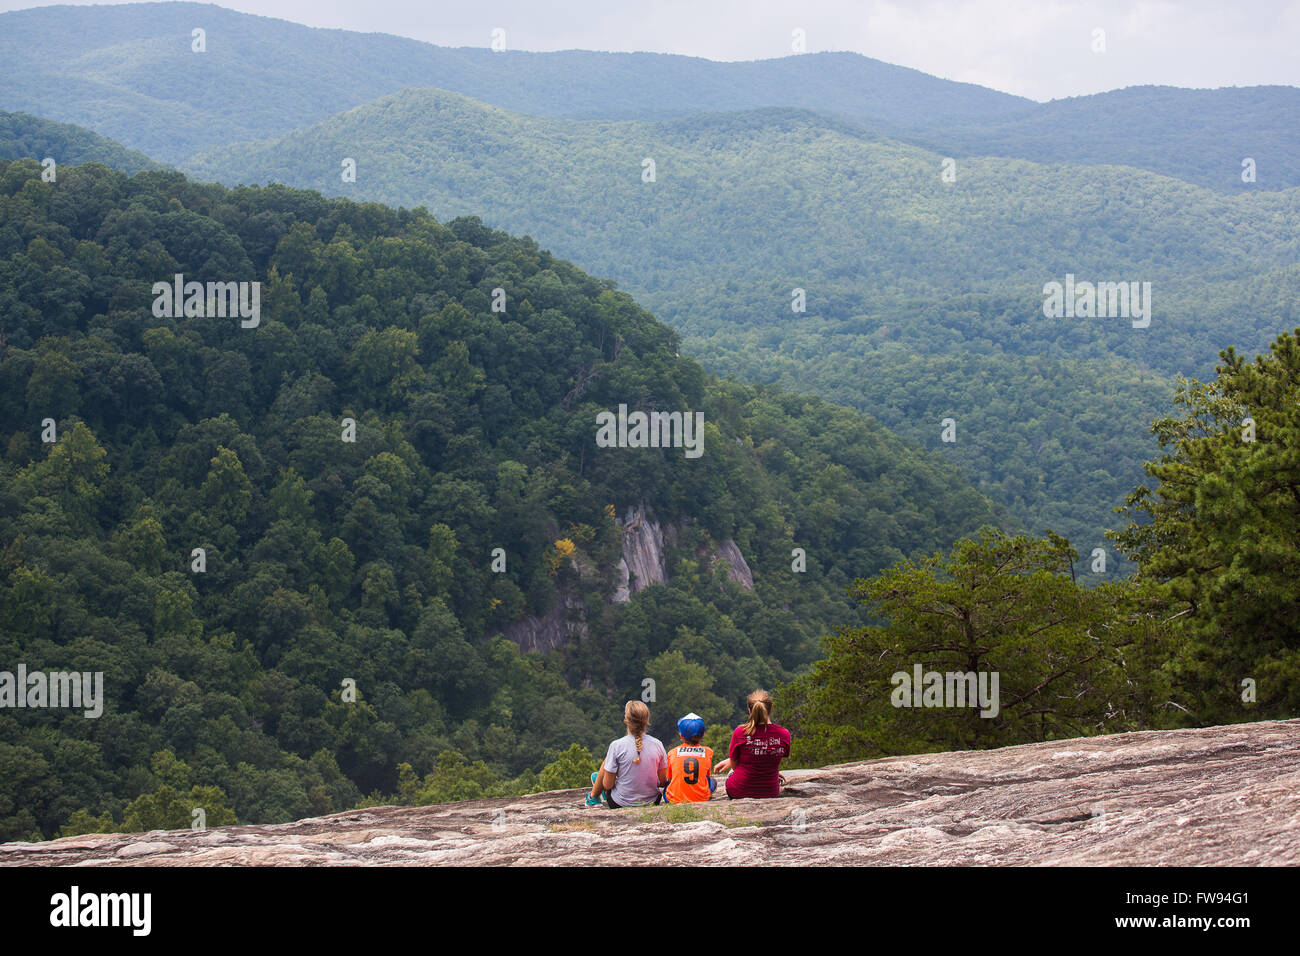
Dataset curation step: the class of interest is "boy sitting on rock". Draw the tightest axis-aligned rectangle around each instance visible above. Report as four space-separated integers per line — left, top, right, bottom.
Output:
663 713 715 803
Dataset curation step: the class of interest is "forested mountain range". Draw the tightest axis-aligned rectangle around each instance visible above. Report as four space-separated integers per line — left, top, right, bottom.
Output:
2 3 1295 191
0 157 998 839
2 4 1298 841
0 2 1027 164
178 90 1300 570
4 5 1297 571
4 85 1298 570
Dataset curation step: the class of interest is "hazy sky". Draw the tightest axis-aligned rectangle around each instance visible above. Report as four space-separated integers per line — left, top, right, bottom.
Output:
3 0 1298 100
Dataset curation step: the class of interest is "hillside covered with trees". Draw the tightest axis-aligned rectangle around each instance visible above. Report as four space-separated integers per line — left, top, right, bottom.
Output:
0 158 999 840
0 111 164 176
1 4 1296 846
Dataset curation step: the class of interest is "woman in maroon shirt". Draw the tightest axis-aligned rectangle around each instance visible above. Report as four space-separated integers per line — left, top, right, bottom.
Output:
714 689 791 799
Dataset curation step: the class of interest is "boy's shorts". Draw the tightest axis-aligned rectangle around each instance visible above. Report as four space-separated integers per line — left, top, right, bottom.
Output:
664 776 716 803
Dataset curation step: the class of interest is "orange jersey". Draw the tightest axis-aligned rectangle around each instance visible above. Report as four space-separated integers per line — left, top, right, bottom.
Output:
666 745 713 803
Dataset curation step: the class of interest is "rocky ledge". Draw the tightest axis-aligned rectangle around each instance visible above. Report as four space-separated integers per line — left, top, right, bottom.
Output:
4 719 1298 866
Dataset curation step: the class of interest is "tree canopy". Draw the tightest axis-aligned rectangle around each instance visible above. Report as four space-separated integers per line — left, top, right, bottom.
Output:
0 157 998 840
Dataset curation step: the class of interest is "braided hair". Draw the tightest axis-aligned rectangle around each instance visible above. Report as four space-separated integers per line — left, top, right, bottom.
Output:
624 700 650 763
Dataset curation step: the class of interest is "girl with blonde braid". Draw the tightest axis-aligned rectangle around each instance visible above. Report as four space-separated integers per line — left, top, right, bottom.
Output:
584 700 668 808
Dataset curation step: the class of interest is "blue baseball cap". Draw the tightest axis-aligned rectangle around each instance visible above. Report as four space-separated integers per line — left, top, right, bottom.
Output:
677 712 706 739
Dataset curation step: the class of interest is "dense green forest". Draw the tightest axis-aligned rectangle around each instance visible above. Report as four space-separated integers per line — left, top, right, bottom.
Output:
0 158 1001 840
782 529 1182 767
785 329 1300 766
1111 332 1300 723
181 90 1300 571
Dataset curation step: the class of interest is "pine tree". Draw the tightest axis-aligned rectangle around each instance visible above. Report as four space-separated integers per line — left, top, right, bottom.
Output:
1113 330 1300 721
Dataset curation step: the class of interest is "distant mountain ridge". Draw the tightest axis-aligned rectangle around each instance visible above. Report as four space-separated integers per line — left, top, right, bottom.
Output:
1 3 1295 190
177 85 1300 571
916 84 1300 192
0 2 1028 164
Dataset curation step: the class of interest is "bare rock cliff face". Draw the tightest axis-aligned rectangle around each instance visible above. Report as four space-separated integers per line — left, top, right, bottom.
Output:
503 505 754 644
613 503 667 601
711 537 754 590
5 720 1297 866
501 591 587 652
612 503 754 603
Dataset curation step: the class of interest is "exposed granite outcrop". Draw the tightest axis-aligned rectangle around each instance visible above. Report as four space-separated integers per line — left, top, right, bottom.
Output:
614 502 666 600
5 720 1297 866
501 505 754 646
710 537 754 590
501 589 587 652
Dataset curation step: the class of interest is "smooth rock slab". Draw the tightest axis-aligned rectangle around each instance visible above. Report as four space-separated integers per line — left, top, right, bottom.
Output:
3 720 1299 866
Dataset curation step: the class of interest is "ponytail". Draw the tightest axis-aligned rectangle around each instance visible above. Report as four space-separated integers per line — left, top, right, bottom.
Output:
624 700 650 763
743 689 773 737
